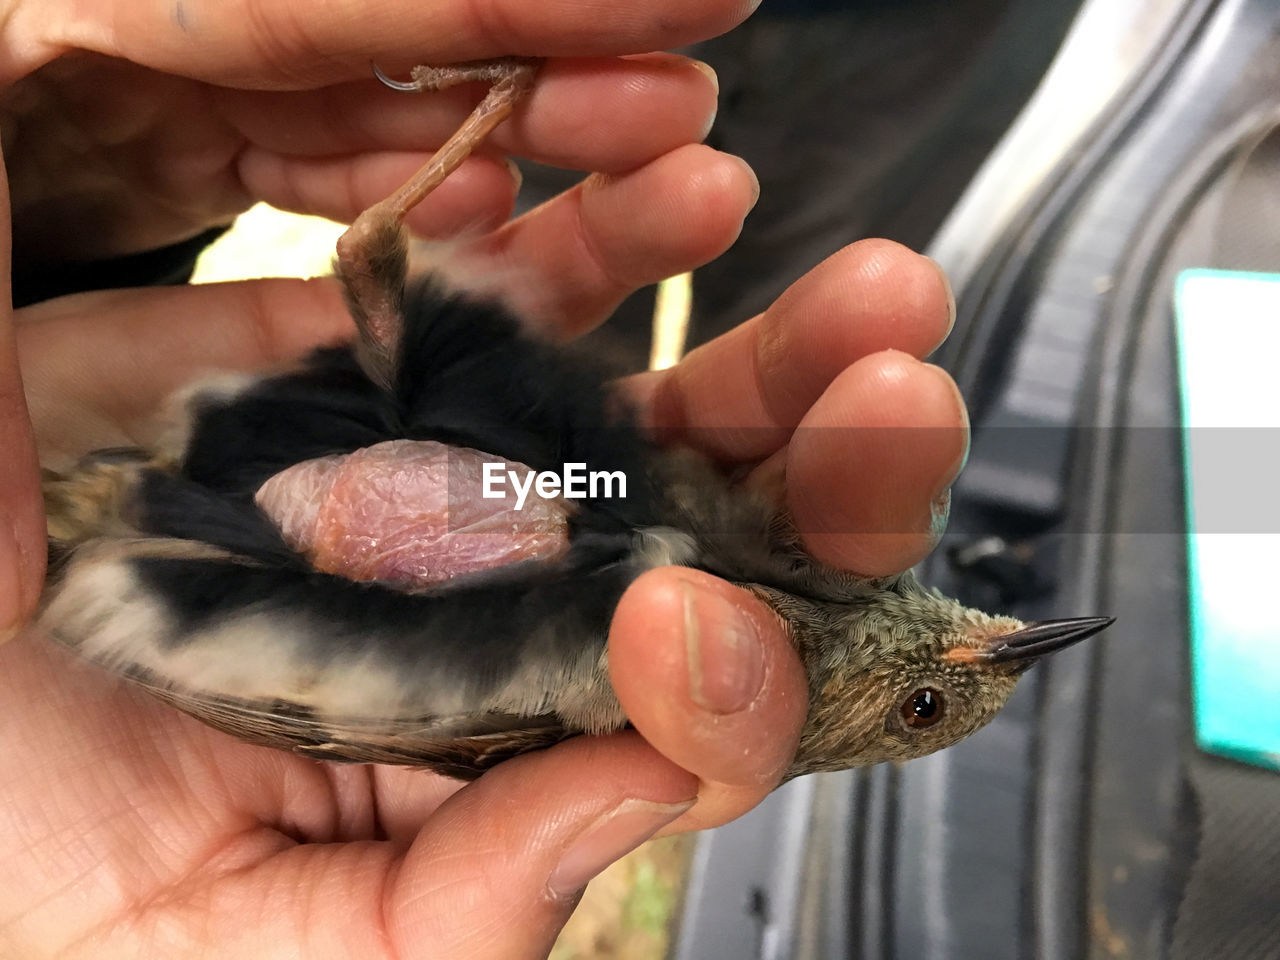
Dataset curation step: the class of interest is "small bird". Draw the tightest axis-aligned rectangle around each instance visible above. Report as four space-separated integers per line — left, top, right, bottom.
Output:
36 59 1112 782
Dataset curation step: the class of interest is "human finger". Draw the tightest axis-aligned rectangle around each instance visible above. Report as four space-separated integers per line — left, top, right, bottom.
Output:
459 143 758 335
238 152 520 239
607 566 808 833
786 351 969 577
381 734 696 959
10 0 755 86
0 152 43 638
224 54 719 174
7 728 695 959
17 278 355 461
0 328 40 640
627 239 954 462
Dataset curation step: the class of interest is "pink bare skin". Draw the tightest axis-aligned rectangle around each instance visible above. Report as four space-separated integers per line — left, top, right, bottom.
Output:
0 1 966 956
255 440 573 586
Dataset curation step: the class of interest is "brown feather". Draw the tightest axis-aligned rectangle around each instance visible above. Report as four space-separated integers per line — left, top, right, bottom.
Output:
124 665 576 779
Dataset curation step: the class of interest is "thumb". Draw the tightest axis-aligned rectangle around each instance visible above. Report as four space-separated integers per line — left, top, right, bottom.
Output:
384 734 696 959
0 139 45 640
193 735 696 960
608 566 808 831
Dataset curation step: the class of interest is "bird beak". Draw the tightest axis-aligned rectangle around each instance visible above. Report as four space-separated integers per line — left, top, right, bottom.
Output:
946 616 1114 669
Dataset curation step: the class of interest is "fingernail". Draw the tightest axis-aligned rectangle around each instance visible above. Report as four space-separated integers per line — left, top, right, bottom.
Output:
690 60 719 140
690 59 720 96
501 156 524 192
926 257 957 341
681 581 766 714
0 517 25 642
547 797 694 901
727 154 760 212
742 447 787 505
929 488 951 541
924 363 970 483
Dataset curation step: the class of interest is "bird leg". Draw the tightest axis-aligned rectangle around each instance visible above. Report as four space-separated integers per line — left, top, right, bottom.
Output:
335 57 541 389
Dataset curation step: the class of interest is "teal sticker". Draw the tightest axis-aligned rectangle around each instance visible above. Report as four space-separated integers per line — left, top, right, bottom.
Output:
1176 268 1280 772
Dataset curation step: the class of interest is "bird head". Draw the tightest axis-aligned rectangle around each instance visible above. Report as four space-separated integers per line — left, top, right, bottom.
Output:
749 572 1112 777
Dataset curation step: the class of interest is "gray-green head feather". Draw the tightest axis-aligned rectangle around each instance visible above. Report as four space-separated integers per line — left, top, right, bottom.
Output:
750 571 1020 777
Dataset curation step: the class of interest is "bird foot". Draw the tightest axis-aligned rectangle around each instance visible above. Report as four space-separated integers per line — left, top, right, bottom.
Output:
335 57 540 388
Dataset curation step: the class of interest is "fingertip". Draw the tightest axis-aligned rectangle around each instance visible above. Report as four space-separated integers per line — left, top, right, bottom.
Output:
841 239 955 354
755 241 957 425
580 144 758 288
922 361 969 435
686 55 720 101
924 256 957 341
524 53 722 162
787 351 969 576
482 144 759 333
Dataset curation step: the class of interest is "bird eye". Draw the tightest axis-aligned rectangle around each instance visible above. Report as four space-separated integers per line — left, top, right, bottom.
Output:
901 688 944 728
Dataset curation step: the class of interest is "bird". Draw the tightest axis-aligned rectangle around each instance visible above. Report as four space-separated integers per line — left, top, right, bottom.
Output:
35 58 1113 782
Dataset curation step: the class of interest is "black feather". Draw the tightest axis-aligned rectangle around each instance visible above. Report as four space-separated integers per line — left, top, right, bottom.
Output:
178 279 658 536
130 552 634 696
134 469 306 568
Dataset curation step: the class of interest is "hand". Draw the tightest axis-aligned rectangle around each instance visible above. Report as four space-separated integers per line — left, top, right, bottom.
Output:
0 0 748 633
0 0 743 263
3 223 961 956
